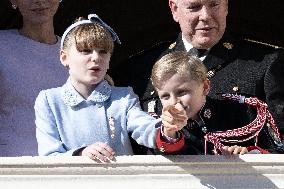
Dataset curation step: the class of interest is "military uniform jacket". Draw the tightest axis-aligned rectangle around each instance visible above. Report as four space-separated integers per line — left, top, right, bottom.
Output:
156 97 284 155
115 33 284 139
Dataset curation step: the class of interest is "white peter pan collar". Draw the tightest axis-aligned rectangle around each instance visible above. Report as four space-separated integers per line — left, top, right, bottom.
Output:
61 79 111 107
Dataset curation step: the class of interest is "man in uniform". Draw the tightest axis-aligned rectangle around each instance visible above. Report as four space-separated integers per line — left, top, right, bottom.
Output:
113 0 284 152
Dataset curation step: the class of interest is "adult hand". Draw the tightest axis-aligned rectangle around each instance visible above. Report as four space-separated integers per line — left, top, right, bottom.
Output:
222 145 248 156
80 142 115 162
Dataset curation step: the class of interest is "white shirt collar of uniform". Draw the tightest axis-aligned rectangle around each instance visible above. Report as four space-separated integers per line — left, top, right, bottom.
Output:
182 35 193 52
181 35 210 61
61 78 112 107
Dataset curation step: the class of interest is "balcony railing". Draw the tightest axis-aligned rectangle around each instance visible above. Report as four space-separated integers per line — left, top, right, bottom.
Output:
0 155 284 189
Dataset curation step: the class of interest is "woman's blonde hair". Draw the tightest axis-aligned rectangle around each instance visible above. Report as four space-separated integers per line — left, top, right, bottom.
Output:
61 17 114 53
151 51 208 90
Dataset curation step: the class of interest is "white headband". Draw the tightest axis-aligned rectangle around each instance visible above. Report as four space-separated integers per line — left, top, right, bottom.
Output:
60 14 121 49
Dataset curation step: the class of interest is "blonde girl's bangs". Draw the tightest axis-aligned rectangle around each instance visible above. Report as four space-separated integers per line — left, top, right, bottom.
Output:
73 24 114 53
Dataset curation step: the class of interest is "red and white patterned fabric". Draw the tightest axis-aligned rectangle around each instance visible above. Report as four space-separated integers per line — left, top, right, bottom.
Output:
204 94 281 154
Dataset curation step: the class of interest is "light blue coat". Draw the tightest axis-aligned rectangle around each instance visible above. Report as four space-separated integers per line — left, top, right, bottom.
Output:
34 79 160 156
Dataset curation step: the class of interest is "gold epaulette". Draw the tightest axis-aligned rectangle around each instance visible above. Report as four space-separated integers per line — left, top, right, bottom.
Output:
244 38 284 49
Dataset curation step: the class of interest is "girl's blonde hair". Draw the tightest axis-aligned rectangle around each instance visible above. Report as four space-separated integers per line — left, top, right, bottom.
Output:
61 17 114 54
151 51 208 90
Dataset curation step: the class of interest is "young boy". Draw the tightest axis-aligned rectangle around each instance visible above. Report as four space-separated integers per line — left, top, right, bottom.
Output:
152 51 283 155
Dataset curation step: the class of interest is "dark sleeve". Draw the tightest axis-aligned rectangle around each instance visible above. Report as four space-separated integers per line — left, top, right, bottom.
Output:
264 49 284 137
257 124 284 154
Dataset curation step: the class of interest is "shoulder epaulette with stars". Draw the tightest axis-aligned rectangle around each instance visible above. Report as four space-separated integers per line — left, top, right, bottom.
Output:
206 41 234 78
222 42 233 50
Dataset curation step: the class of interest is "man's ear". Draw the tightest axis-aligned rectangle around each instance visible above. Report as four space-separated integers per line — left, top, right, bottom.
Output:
60 50 69 68
203 79 211 96
169 0 179 23
225 0 229 16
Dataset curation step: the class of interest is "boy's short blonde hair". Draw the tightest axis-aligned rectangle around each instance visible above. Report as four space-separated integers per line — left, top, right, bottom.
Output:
151 51 208 90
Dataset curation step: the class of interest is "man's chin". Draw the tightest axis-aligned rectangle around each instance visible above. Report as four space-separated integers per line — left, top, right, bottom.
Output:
194 38 219 49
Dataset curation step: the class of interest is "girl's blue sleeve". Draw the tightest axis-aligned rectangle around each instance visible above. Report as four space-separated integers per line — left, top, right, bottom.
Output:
125 87 161 149
34 91 82 156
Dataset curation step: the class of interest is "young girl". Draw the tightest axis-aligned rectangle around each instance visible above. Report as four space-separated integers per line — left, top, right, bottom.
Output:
34 14 184 162
152 51 283 155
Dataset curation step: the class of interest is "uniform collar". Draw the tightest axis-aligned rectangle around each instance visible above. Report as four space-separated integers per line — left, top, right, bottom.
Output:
188 103 206 127
61 78 112 107
181 34 210 61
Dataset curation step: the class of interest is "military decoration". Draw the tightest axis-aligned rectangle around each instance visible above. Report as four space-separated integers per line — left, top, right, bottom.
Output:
232 86 239 92
204 108 212 119
108 117 115 139
207 65 221 78
202 126 208 133
207 70 215 78
223 42 233 49
168 42 176 50
159 146 165 152
148 100 156 113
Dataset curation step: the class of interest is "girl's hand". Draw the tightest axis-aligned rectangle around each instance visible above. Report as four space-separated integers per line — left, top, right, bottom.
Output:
222 145 248 156
80 142 115 162
161 102 188 138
